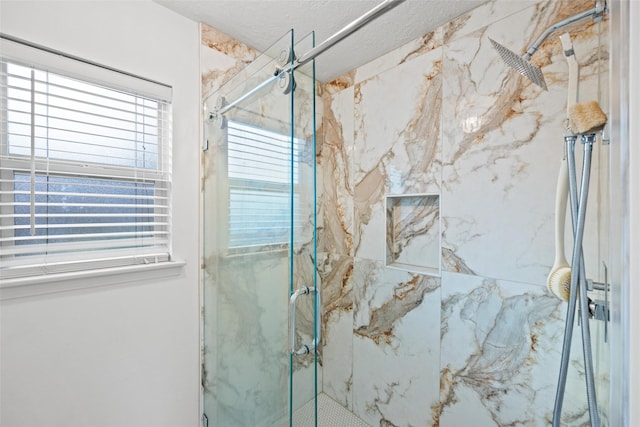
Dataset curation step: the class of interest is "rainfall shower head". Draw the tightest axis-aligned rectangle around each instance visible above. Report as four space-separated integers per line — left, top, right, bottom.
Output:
490 38 548 90
490 1 606 92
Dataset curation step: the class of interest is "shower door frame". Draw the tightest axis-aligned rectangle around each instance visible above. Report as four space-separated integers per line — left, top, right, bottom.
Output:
608 1 639 426
200 29 320 427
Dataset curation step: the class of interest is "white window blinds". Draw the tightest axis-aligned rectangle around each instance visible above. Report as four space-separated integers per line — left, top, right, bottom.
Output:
0 37 172 280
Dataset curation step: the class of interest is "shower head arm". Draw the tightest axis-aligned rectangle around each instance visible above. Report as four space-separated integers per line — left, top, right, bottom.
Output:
523 2 606 60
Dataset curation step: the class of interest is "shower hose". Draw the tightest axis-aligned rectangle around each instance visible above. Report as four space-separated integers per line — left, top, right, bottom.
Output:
552 134 600 427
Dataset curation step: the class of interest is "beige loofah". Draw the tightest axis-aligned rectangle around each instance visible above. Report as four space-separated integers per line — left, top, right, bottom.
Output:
568 100 608 134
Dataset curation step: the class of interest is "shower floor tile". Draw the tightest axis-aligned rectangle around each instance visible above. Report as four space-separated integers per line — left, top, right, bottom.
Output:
275 393 371 427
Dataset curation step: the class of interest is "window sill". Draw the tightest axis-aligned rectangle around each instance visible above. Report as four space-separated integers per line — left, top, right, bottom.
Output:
0 261 186 300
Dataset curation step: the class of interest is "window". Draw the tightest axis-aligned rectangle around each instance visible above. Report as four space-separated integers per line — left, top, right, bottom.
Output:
226 120 303 252
0 37 172 280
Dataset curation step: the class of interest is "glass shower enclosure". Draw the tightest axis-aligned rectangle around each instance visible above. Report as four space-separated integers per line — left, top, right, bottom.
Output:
201 30 319 427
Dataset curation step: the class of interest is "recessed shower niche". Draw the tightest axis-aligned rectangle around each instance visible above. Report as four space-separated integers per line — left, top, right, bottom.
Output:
385 194 440 276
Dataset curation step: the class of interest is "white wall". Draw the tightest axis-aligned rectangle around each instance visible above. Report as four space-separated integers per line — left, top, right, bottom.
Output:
0 2 201 426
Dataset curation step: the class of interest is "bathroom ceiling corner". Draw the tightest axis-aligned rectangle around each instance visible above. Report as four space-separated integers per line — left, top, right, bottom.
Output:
153 0 489 82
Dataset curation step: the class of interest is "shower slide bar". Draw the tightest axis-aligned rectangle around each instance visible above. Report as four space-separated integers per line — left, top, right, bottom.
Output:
209 0 406 119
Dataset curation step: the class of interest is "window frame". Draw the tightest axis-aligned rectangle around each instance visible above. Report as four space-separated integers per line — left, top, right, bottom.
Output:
0 35 178 289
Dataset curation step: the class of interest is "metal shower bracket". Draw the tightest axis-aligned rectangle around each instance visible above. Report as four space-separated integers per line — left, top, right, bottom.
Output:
522 1 606 62
206 64 295 129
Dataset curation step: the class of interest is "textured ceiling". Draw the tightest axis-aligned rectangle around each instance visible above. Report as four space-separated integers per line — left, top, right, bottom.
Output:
154 0 488 82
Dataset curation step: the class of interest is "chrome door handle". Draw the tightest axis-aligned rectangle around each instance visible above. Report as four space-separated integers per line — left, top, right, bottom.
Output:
289 285 321 355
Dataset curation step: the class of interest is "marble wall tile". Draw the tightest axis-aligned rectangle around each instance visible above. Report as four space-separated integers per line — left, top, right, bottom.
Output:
324 23 442 95
440 0 538 46
318 0 610 423
440 3 608 285
318 253 355 409
350 259 441 426
353 47 443 263
435 271 593 427
323 0 549 94
442 9 564 283
324 71 356 96
201 24 260 101
352 26 444 89
317 87 355 257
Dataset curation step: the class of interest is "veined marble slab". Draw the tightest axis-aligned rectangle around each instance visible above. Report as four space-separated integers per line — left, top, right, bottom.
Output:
353 47 443 263
351 259 441 426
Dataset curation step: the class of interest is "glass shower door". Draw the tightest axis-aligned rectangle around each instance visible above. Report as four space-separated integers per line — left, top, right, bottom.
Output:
288 31 319 426
201 29 318 427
